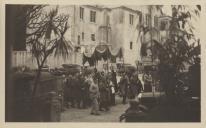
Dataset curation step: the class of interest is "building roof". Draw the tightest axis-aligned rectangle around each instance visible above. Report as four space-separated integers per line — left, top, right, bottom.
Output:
112 6 142 15
83 5 104 11
102 7 112 11
82 5 141 14
82 5 112 12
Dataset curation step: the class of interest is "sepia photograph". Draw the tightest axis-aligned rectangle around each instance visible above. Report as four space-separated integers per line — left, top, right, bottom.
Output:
4 3 202 123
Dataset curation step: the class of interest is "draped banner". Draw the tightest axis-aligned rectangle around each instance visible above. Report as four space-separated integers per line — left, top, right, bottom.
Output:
83 45 123 66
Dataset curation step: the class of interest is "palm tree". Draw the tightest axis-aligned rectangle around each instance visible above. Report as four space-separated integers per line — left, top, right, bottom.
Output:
26 6 73 97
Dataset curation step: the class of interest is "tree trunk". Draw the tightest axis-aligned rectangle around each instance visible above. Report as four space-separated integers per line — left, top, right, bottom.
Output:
32 66 42 98
150 7 154 63
29 65 42 121
32 54 49 98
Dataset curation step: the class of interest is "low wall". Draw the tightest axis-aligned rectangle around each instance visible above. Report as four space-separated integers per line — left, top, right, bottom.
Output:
12 51 83 69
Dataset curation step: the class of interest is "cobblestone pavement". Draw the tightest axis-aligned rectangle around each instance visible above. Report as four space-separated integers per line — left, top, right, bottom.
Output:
60 96 129 122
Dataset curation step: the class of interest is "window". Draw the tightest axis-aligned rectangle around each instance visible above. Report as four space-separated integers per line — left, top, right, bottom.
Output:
154 16 158 27
106 15 110 25
160 20 167 30
146 14 150 27
145 14 148 25
78 35 80 45
80 7 84 20
139 13 142 24
91 34 95 41
130 42 133 49
119 12 124 23
129 14 134 25
90 11 96 23
82 32 84 41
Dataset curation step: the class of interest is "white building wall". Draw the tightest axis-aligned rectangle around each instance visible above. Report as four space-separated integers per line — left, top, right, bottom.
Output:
72 5 102 46
14 5 164 69
58 5 75 45
123 10 141 66
110 7 142 66
110 8 124 50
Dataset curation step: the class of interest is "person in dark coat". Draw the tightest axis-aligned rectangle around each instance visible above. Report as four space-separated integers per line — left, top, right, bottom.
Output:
111 69 118 92
136 77 143 95
99 72 111 109
128 74 136 99
129 73 143 99
64 75 72 108
69 73 80 108
63 75 68 108
79 74 87 108
67 75 75 108
109 80 116 106
143 71 152 92
75 73 82 108
82 75 91 108
89 77 100 115
119 73 129 104
99 80 110 111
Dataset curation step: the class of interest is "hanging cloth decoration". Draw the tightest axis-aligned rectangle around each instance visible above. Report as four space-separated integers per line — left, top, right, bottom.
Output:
95 45 108 53
82 44 123 66
109 47 123 58
83 53 95 66
109 47 123 63
93 45 111 61
82 45 96 66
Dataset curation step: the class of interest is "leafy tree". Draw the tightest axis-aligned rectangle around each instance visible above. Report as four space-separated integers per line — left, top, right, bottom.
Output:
139 5 200 63
25 6 72 97
156 5 200 99
10 5 47 50
155 5 200 70
138 5 201 99
6 5 72 121
139 5 200 69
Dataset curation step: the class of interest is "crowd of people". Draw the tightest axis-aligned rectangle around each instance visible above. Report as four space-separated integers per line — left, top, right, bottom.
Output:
61 57 200 121
62 68 145 116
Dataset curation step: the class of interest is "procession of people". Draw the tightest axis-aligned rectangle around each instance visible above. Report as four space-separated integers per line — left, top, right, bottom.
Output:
62 66 148 116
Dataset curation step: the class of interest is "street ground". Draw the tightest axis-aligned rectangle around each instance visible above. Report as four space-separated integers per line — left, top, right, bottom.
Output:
61 96 129 122
61 93 200 122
